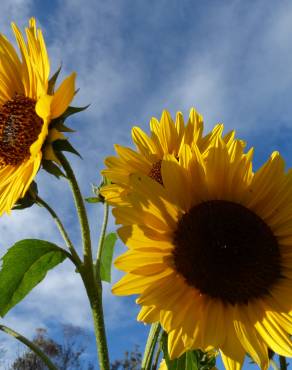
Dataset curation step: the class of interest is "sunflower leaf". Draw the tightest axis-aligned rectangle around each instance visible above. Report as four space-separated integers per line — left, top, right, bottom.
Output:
42 159 66 179
53 139 82 158
100 233 117 283
0 239 67 317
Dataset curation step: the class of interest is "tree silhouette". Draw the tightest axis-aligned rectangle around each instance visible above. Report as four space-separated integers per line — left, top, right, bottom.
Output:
9 325 94 370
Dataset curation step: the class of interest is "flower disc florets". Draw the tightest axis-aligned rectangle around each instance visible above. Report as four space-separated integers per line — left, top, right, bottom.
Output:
173 200 282 305
0 95 42 166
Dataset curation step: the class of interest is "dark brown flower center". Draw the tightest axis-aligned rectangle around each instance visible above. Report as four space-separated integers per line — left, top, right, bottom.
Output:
0 95 43 167
173 200 282 304
148 160 163 185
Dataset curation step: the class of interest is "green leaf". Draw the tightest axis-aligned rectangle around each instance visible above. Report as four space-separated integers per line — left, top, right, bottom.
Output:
53 139 81 158
47 65 62 94
100 233 117 283
0 239 67 317
42 160 66 179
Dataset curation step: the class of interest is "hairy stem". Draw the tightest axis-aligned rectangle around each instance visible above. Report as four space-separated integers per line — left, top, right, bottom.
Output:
57 152 92 267
82 272 110 370
141 323 161 370
36 195 82 267
58 152 110 370
0 325 57 370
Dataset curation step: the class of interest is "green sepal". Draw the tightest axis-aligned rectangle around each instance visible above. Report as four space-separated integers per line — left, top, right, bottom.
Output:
91 177 111 204
161 332 216 370
13 182 38 211
185 352 199 370
92 184 105 203
192 350 216 370
50 104 88 137
0 239 67 317
53 139 82 158
53 120 75 133
42 160 66 179
47 64 62 94
100 233 117 283
60 105 89 121
85 197 101 204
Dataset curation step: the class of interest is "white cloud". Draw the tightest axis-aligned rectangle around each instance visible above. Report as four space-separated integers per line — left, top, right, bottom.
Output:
0 0 33 32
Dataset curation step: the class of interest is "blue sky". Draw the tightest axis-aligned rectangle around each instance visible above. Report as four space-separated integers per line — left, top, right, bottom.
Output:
0 0 292 368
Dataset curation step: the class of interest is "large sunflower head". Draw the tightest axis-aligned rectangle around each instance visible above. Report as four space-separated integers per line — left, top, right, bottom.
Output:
111 111 292 369
101 108 244 205
0 18 76 214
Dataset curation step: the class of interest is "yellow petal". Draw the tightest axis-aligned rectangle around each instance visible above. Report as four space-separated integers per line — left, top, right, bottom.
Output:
112 269 173 296
168 328 185 359
200 299 226 348
247 302 292 357
51 73 76 118
220 306 245 370
117 224 173 251
159 110 178 154
137 306 160 323
114 249 170 275
234 305 269 369
161 154 190 210
132 126 157 160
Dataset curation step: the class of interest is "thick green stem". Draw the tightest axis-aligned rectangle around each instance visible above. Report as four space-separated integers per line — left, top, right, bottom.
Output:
279 355 288 370
95 200 109 275
36 195 82 267
141 323 161 370
58 152 110 370
82 271 110 370
57 152 92 266
0 325 57 370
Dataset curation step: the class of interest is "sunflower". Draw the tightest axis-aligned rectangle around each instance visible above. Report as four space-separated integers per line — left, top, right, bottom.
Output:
111 119 292 369
101 108 243 205
0 18 76 214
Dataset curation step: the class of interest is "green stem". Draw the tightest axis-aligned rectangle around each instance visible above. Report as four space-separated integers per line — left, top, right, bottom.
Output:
279 355 288 370
36 195 82 267
82 275 110 370
95 200 109 275
0 325 57 370
57 152 92 267
152 335 162 370
57 152 110 370
141 323 161 370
